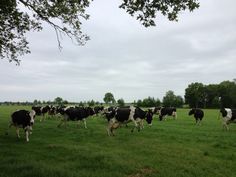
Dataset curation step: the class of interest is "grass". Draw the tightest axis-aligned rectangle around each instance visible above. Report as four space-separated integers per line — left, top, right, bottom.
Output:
0 106 236 177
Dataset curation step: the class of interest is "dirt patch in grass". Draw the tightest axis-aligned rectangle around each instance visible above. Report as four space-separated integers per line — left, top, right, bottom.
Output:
128 167 156 177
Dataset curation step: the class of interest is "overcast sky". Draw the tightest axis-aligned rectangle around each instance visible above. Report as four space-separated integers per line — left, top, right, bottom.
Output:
0 0 236 102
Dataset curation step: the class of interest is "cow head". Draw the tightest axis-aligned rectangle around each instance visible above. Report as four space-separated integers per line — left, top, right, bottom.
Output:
86 107 95 116
29 110 36 126
220 108 228 117
188 108 195 116
146 109 153 125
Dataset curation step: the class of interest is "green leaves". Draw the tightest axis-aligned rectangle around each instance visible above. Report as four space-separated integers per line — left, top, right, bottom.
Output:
0 0 91 64
119 0 200 27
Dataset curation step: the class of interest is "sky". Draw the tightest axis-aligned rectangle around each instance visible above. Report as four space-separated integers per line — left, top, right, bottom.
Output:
0 0 236 102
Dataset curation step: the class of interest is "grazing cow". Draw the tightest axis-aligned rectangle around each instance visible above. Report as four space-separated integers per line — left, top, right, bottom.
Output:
57 106 95 128
151 106 162 115
220 108 236 130
94 106 104 115
159 107 177 121
32 106 42 116
103 106 117 121
40 105 50 121
6 110 35 142
188 108 204 125
107 106 153 136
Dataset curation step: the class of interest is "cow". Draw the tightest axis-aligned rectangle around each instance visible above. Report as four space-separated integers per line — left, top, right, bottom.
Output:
107 106 153 136
220 108 236 130
151 106 162 115
40 105 50 121
6 110 35 142
159 107 177 121
103 106 117 122
57 106 95 128
94 106 104 115
32 106 42 116
188 108 204 125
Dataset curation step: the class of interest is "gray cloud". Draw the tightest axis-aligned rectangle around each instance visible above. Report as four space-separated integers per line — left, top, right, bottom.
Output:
0 0 236 102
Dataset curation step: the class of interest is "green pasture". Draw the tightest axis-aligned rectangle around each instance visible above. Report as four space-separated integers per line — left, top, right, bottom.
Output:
0 106 236 177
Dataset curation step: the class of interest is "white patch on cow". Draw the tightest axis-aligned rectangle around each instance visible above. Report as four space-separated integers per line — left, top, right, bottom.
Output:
25 129 29 142
129 106 135 120
222 108 233 130
173 111 177 119
65 105 75 111
16 127 20 138
107 118 117 136
29 110 35 124
225 108 232 119
83 119 87 129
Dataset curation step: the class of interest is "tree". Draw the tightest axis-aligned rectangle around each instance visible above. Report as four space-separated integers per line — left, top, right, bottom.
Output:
87 99 95 106
117 98 125 107
162 90 183 107
185 83 205 108
54 97 63 105
218 81 236 107
103 92 115 104
0 0 200 64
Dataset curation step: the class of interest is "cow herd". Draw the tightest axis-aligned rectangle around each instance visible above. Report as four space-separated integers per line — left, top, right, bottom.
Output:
4 105 236 142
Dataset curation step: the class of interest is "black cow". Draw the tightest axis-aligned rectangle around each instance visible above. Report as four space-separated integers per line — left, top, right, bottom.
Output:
220 108 236 130
159 107 177 121
107 106 153 136
32 106 42 116
57 106 95 128
94 106 104 115
188 108 204 125
6 110 35 142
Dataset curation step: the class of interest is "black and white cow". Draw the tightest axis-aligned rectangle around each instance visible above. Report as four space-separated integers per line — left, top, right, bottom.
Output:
107 106 153 136
220 108 236 130
151 106 162 115
103 106 117 121
188 108 204 125
57 106 95 128
159 107 177 121
40 105 50 121
32 106 42 116
94 106 104 115
6 110 35 142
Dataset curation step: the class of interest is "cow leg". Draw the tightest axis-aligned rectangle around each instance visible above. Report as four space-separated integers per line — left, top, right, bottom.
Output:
83 119 87 129
77 120 81 127
222 118 229 130
195 118 198 125
173 112 177 119
131 120 138 132
16 127 20 138
107 118 115 136
25 127 30 142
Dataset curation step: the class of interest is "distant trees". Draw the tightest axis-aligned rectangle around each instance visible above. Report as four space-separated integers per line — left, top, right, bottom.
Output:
135 97 161 107
103 92 116 104
162 90 184 107
185 80 236 108
117 98 125 107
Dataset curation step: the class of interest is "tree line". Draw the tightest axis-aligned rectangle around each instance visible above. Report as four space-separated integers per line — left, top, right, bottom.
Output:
1 80 235 108
185 80 236 108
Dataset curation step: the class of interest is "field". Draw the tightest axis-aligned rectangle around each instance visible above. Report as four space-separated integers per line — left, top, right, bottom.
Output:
0 106 236 177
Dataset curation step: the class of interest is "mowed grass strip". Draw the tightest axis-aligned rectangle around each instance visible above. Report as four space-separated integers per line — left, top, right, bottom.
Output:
0 106 236 177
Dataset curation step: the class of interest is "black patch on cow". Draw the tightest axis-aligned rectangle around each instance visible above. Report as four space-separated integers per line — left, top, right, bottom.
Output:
11 110 32 128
